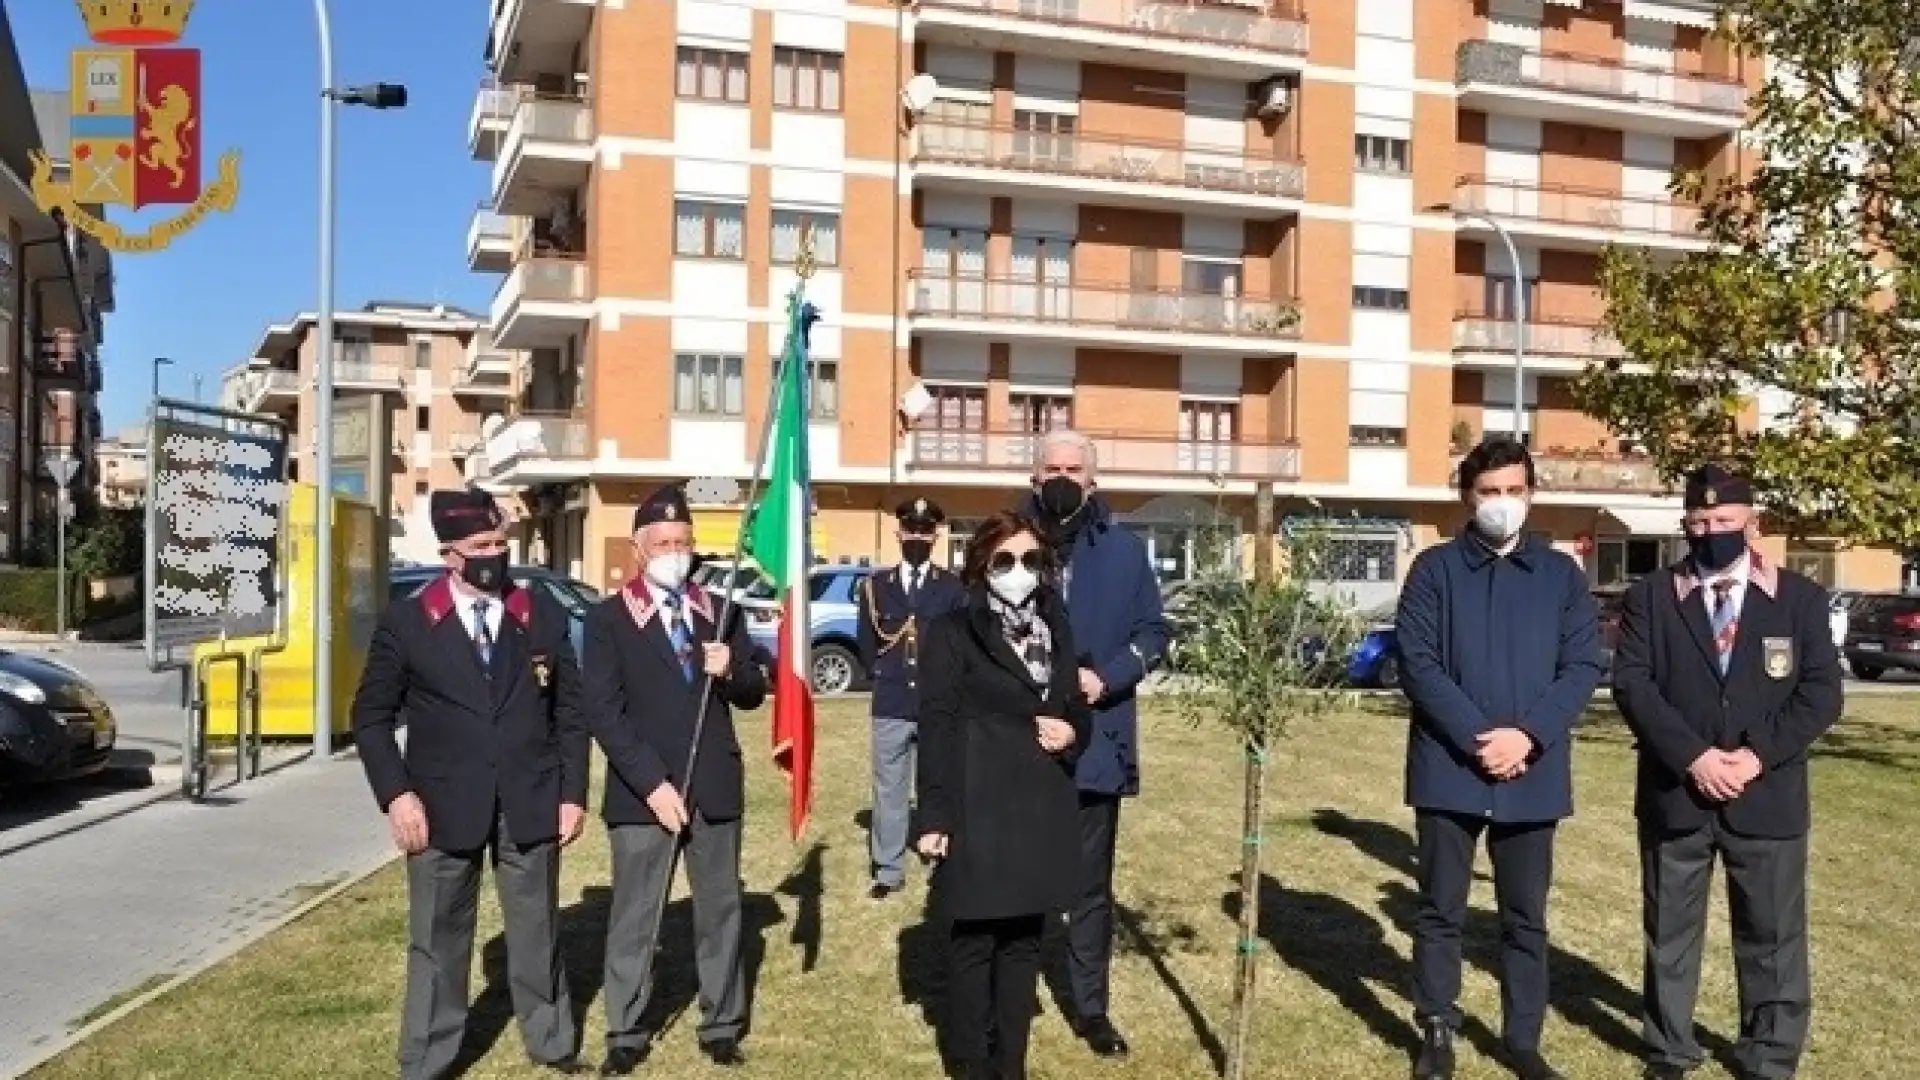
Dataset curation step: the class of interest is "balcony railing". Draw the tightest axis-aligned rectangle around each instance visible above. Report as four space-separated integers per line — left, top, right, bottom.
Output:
914 121 1305 199
507 94 594 147
920 0 1309 56
1452 310 1625 359
1454 175 1702 239
507 254 593 303
1457 40 1748 116
1533 450 1671 495
485 412 589 474
331 362 403 386
471 203 512 245
908 427 1301 480
908 271 1301 338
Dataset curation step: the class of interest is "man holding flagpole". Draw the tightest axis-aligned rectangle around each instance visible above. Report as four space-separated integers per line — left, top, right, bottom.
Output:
582 485 767 1074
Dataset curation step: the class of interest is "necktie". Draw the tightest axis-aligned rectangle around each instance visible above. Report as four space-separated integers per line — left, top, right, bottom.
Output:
908 567 921 599
472 599 494 668
1710 579 1738 674
666 594 694 682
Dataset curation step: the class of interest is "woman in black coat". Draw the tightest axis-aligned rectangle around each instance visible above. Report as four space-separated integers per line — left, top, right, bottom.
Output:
915 511 1091 1080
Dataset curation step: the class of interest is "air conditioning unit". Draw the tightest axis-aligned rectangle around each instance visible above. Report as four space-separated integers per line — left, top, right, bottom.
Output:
1253 77 1293 119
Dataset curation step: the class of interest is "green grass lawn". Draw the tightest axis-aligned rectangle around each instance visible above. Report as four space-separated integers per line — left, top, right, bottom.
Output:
28 696 1920 1079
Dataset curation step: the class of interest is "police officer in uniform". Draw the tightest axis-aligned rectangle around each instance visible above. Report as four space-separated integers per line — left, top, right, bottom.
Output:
1612 465 1844 1080
582 485 767 1075
351 487 590 1079
857 496 966 901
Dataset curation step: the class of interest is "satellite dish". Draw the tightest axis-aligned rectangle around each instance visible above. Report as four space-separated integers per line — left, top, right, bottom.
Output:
900 73 939 115
480 413 506 438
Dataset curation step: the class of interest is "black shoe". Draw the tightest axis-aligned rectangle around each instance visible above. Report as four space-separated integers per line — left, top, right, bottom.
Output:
700 1037 746 1067
598 1045 650 1076
531 1056 584 1076
869 881 898 900
1643 1067 1689 1080
1075 1015 1130 1058
1512 1053 1565 1080
1413 1022 1455 1080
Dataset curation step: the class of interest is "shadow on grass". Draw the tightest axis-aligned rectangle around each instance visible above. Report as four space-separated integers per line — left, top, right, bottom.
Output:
896 889 949 1069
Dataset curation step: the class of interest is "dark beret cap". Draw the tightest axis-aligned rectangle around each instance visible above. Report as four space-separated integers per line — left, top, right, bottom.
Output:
894 496 945 529
1683 463 1755 510
633 483 693 533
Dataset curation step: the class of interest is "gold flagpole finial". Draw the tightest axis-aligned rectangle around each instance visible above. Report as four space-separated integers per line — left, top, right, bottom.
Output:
794 235 817 281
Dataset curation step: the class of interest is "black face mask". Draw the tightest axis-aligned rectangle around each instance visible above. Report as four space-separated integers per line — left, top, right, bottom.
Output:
1687 530 1747 573
1036 475 1086 521
460 552 509 593
900 538 933 566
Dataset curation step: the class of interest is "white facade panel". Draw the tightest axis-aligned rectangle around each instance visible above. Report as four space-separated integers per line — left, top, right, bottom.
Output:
1183 215 1243 254
771 265 843 317
1011 200 1078 236
1180 354 1242 397
1354 0 1413 38
1352 253 1410 289
1353 173 1413 215
1355 36 1416 79
808 426 842 469
1354 85 1415 122
920 339 991 382
1355 114 1413 140
1351 312 1411 358
1349 389 1409 426
674 103 751 158
1353 222 1413 257
1349 448 1409 489
670 316 751 354
678 0 753 43
921 193 992 229
770 112 845 168
770 166 844 206
1009 344 1076 389
925 45 994 86
1349 359 1411 393
1184 112 1243 151
670 418 751 473
767 317 842 358
670 263 752 316
772 11 846 51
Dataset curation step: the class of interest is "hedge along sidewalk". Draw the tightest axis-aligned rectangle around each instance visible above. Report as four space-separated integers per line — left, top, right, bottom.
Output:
0 754 396 1079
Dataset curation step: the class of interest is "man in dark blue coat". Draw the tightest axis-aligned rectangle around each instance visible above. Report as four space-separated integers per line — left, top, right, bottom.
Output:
1396 438 1604 1080
1016 429 1169 1060
856 495 966 901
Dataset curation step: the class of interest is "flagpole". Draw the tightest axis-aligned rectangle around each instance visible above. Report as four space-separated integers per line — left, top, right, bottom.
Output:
642 243 818 967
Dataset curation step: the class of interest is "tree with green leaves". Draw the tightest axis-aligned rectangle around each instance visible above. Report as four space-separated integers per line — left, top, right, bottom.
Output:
1166 505 1365 1080
1579 0 1920 546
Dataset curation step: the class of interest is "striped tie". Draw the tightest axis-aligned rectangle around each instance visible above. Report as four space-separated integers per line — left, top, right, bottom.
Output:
1710 579 1737 674
472 600 493 668
666 594 694 682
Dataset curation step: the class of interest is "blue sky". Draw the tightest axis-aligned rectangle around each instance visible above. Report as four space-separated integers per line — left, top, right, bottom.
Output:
10 0 492 432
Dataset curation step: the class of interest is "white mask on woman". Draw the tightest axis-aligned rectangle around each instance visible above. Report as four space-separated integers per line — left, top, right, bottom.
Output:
1473 495 1530 542
989 564 1039 606
644 552 692 591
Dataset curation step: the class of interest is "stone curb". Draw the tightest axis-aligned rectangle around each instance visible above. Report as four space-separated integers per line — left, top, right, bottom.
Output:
7 839 401 1079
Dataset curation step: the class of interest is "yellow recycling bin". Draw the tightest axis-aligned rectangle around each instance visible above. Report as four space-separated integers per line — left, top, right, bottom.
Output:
199 484 382 740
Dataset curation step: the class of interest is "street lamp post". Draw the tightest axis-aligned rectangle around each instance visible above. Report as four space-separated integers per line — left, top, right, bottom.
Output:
151 356 173 405
1456 209 1529 442
311 0 407 761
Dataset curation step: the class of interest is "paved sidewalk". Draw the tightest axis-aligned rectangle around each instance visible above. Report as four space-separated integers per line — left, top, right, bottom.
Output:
0 755 396 1078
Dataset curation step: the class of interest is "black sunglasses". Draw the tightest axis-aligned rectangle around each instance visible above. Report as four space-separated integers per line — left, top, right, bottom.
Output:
989 550 1044 573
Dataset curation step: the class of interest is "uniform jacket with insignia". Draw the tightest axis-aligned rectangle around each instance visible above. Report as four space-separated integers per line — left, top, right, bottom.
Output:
350 575 590 853
857 562 966 719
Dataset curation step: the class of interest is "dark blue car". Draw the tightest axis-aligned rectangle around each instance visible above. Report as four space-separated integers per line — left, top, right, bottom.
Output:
742 564 872 695
1162 581 1402 689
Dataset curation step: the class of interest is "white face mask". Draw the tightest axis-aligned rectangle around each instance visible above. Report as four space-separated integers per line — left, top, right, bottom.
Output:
644 552 692 592
989 564 1039 606
1473 495 1529 542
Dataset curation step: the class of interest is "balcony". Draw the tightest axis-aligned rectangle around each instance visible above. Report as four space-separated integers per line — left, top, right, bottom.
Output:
1457 41 1747 138
455 356 514 399
492 253 593 349
1452 309 1626 374
908 271 1300 353
34 333 100 391
1453 176 1707 253
1533 449 1672 496
469 79 519 161
488 0 595 84
915 0 1308 79
465 340 516 382
330 360 405 392
493 94 594 215
241 370 300 413
913 121 1304 217
467 203 515 273
481 411 591 485
907 427 1301 486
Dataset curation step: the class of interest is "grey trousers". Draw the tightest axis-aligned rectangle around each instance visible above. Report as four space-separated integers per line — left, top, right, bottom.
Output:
1640 820 1812 1079
869 716 917 887
398 818 576 1080
603 814 746 1049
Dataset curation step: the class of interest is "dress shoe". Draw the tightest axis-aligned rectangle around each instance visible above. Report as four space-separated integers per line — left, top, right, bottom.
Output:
598 1044 650 1076
1075 1015 1130 1058
1511 1053 1565 1080
530 1055 584 1075
869 881 897 901
700 1037 746 1067
1413 1021 1455 1080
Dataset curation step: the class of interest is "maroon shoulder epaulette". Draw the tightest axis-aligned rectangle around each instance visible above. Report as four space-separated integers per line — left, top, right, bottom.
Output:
503 583 533 628
418 576 456 625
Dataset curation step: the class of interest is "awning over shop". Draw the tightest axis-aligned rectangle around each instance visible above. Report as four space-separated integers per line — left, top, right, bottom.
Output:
1600 506 1683 536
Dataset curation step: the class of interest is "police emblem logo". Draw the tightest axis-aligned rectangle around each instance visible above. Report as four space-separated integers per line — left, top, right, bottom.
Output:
665 504 677 520
1704 488 1718 506
1762 636 1793 680
914 498 927 514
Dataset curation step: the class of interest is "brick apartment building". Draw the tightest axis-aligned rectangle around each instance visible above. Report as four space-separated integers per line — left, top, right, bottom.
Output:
218 301 512 563
0 10 113 565
465 0 1901 601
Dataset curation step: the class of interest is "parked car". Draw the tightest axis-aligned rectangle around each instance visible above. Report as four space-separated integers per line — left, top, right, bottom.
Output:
1829 589 1865 650
692 559 772 606
387 565 601 660
1162 581 1402 689
0 651 118 785
1843 592 1920 680
743 564 872 695
1591 584 1630 680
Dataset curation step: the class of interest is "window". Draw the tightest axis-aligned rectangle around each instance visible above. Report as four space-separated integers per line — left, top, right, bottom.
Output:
1011 393 1072 433
674 200 745 259
916 384 987 463
1326 533 1398 583
771 209 840 266
1484 275 1540 320
1353 134 1410 174
1179 400 1237 472
1352 286 1409 311
415 406 430 432
413 340 432 369
676 46 748 103
925 98 991 158
772 358 840 420
1012 109 1076 166
336 334 372 367
773 47 842 112
672 353 744 416
1349 425 1407 447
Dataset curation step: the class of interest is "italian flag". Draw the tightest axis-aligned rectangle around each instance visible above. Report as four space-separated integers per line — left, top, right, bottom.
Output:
745 293 818 841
